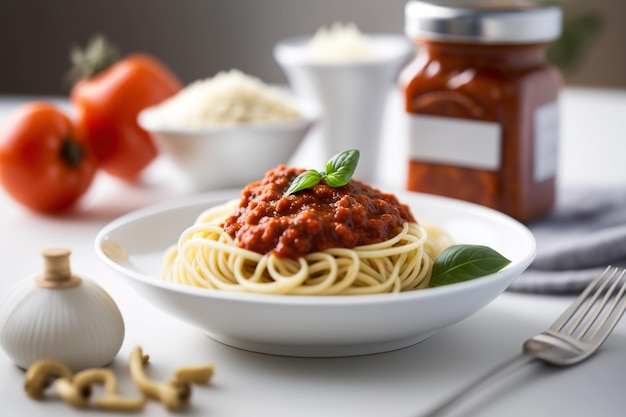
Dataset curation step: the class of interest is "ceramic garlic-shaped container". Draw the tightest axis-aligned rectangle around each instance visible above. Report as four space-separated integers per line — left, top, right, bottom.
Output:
0 248 125 371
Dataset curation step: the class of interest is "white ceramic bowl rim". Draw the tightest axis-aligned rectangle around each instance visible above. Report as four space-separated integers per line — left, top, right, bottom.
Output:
138 108 317 136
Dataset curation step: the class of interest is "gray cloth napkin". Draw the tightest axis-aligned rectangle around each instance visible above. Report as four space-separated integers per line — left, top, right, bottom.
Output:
508 186 626 294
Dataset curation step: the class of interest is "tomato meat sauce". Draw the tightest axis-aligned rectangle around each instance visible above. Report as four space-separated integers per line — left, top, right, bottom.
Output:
222 165 415 259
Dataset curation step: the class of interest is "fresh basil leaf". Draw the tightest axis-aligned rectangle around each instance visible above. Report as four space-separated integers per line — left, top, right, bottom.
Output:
284 170 322 195
430 244 511 287
325 149 359 178
325 169 351 187
284 149 360 195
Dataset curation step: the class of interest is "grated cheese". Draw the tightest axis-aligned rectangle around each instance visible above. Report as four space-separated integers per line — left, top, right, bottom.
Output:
148 69 301 127
305 22 376 62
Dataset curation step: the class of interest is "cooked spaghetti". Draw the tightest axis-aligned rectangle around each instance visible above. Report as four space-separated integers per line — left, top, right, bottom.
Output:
161 165 450 295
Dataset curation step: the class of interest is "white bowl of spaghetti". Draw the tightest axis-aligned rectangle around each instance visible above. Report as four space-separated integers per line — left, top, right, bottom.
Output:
95 168 535 357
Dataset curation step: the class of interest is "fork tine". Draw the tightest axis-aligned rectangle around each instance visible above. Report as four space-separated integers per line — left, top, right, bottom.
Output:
549 266 615 333
550 266 626 346
586 268 626 344
576 267 625 337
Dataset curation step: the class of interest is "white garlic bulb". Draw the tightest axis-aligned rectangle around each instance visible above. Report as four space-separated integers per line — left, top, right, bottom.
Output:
0 248 125 371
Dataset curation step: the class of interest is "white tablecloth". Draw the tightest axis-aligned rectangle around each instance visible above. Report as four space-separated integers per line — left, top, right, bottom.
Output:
0 87 625 417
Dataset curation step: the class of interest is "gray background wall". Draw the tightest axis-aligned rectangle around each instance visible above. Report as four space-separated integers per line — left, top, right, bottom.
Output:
0 0 623 96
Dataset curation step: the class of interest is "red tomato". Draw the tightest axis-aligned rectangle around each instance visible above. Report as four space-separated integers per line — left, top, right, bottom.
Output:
71 54 182 180
0 102 97 212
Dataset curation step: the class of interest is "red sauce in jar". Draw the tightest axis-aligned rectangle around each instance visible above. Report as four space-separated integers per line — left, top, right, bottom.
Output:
222 165 415 259
400 1 562 222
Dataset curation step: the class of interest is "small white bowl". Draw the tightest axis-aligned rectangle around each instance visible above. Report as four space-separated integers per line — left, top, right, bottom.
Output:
138 99 316 191
273 34 414 183
95 190 536 357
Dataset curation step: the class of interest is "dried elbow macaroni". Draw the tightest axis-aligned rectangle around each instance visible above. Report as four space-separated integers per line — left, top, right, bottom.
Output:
23 346 214 413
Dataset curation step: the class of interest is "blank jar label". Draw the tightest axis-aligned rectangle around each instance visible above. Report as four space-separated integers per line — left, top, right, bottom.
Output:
533 101 559 182
408 114 502 171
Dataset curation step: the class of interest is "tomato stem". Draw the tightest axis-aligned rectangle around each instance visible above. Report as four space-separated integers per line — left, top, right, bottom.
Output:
61 138 85 169
67 34 121 84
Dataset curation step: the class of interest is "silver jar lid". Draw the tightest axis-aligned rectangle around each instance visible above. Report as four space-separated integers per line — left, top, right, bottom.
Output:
405 0 562 44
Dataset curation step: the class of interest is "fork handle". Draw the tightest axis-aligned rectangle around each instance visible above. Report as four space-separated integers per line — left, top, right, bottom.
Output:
419 354 535 417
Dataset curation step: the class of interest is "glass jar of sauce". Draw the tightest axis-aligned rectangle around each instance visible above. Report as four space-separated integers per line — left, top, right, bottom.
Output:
400 0 562 222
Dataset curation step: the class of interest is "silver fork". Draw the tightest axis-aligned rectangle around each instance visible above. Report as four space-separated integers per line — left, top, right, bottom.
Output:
421 265 626 417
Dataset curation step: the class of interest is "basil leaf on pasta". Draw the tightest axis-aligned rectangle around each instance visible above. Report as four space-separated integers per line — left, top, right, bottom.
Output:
430 245 511 287
325 149 359 187
284 149 360 195
285 170 323 195
325 170 352 187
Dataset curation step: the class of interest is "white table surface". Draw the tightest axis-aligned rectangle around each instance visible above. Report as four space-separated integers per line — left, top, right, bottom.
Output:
0 87 625 417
